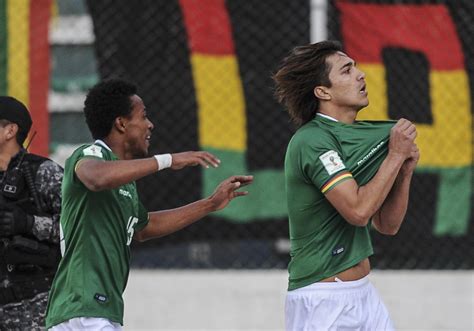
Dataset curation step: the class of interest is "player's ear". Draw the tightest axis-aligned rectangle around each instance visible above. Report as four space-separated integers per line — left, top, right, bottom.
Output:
314 86 331 101
115 117 127 133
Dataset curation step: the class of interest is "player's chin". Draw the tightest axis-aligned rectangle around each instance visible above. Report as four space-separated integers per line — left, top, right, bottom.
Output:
359 98 369 108
355 102 369 113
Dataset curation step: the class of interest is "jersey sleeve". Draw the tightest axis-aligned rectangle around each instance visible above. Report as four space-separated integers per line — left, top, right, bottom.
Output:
134 200 149 231
300 138 353 194
70 144 106 185
74 144 106 170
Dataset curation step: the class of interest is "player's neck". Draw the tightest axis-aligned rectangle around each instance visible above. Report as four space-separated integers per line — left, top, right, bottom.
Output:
318 105 357 124
102 136 127 160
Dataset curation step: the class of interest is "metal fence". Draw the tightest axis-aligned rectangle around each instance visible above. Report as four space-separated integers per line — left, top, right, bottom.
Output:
48 0 474 269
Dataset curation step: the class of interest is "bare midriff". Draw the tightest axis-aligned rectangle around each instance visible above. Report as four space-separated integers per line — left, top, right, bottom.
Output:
320 258 370 282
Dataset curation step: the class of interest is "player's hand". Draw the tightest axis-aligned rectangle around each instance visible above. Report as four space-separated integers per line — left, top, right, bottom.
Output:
400 143 420 175
170 151 221 170
0 204 34 237
208 175 254 211
388 118 417 160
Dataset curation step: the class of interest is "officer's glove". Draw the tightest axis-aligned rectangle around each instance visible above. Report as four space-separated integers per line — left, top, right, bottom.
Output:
0 205 34 237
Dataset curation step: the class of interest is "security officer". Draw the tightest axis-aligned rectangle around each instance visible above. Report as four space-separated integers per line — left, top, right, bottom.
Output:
0 97 63 330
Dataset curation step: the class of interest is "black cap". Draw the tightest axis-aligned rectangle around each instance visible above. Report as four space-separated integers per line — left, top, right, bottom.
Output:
0 96 32 144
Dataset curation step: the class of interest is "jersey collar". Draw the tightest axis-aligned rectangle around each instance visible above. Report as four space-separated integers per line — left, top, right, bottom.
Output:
94 139 112 151
316 113 339 122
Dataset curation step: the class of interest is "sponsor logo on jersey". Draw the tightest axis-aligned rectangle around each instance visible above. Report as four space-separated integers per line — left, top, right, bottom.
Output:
332 246 345 256
94 293 108 303
83 145 103 158
319 150 346 175
119 188 132 199
356 141 385 166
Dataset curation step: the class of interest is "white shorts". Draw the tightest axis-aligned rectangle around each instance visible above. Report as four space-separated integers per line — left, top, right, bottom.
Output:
49 317 122 331
285 276 394 331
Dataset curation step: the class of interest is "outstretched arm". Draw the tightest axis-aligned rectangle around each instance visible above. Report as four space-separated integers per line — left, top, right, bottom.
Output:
76 151 220 191
134 175 253 241
372 144 419 235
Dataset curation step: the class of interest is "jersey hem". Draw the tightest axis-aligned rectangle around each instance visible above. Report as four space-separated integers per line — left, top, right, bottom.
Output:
287 251 373 291
46 312 123 329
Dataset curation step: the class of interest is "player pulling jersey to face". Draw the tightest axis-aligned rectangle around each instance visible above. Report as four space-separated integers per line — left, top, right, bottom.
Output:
285 115 396 290
274 41 419 330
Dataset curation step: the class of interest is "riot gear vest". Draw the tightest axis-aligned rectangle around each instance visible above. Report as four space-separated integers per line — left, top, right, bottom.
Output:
0 149 61 304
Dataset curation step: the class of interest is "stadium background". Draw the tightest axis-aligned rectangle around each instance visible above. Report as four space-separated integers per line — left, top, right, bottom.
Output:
4 0 473 329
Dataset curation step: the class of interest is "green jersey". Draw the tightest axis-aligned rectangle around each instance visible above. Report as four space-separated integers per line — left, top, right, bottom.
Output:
285 115 395 290
45 141 149 328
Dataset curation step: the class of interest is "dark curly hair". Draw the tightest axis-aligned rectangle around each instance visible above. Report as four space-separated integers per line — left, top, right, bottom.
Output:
84 78 138 139
273 40 343 126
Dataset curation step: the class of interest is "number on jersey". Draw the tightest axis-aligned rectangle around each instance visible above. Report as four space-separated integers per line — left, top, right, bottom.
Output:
126 216 139 245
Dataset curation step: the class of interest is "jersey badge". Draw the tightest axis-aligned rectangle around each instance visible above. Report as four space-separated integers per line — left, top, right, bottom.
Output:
319 150 345 175
83 145 103 158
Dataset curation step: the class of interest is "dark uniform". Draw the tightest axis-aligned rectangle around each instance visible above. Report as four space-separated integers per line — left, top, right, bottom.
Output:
0 149 63 331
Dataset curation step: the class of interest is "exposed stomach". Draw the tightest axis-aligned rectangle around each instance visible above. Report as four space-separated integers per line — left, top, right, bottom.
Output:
320 258 370 282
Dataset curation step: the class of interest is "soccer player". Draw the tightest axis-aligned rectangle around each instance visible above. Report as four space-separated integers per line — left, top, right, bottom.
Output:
273 41 419 330
45 79 253 330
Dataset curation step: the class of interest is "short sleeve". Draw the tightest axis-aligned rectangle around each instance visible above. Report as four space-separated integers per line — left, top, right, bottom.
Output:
75 145 105 169
300 139 353 194
134 201 149 231
70 144 107 185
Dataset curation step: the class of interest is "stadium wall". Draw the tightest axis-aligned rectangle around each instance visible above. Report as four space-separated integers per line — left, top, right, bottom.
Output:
123 270 474 330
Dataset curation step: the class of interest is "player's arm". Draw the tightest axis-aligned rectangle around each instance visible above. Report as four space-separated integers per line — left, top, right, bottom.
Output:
75 151 220 191
324 119 416 227
372 144 419 235
134 175 253 241
76 157 158 191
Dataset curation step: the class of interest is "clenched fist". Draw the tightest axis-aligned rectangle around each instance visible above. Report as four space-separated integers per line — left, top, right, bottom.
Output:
389 118 417 160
